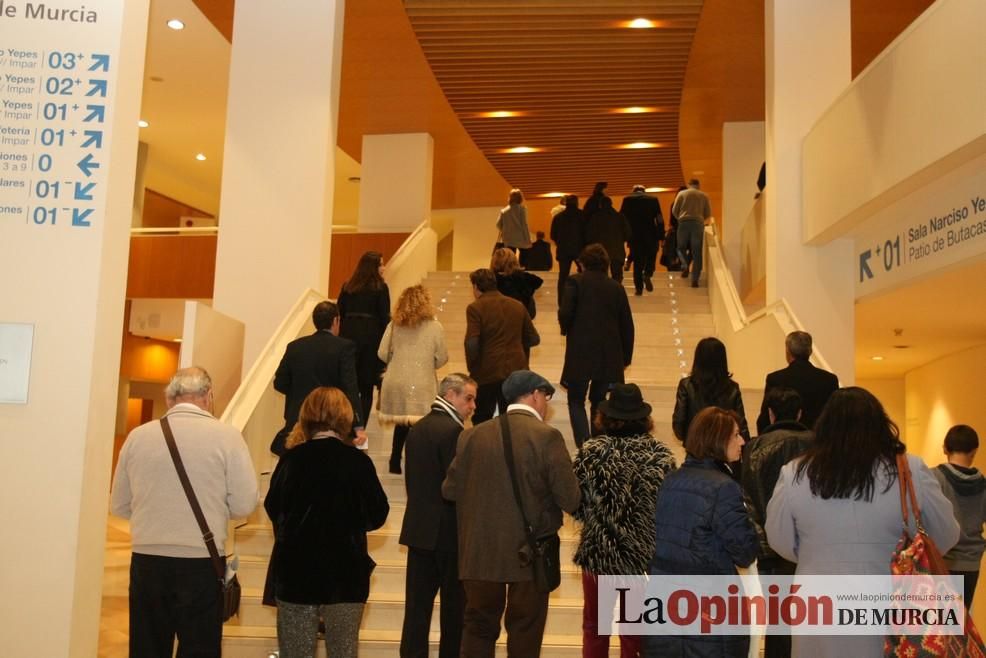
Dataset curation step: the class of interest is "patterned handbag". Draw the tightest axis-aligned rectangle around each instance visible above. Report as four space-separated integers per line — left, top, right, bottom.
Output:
885 454 986 657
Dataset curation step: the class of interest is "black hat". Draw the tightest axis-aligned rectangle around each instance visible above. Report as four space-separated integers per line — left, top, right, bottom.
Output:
501 370 555 402
598 383 651 420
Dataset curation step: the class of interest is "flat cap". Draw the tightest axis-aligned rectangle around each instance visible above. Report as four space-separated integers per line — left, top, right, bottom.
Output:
501 370 555 402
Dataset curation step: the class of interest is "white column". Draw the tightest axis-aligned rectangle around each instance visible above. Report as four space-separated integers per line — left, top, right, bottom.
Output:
213 1 345 365
358 133 434 232
0 2 150 655
765 0 856 382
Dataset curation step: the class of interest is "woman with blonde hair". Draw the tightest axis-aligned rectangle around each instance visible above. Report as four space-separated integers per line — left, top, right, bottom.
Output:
491 247 543 318
495 188 532 254
264 387 389 658
378 284 448 474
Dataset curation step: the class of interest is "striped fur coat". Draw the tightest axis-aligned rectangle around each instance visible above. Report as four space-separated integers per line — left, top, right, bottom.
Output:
573 433 677 574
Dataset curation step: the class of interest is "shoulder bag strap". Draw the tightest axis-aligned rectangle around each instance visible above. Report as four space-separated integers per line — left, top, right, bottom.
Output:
499 414 539 551
160 416 225 582
896 452 925 533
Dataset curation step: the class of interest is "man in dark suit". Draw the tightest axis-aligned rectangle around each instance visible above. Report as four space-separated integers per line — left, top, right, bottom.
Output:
584 196 632 281
619 184 665 296
465 268 540 424
521 231 553 271
442 370 581 658
559 243 634 448
550 194 585 301
755 331 838 433
399 373 477 658
271 300 364 454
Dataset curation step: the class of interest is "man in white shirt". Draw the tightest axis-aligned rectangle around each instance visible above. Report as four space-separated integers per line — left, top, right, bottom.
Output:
112 366 258 658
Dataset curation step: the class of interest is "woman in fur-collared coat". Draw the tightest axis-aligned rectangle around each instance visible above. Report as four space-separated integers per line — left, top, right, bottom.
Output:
573 383 677 658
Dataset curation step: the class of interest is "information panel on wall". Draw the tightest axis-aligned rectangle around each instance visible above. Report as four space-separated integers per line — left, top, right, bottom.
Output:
0 2 124 237
855 154 986 299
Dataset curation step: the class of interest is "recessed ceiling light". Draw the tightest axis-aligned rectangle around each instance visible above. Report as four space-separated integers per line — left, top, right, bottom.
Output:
167 18 185 30
502 146 541 154
613 106 656 114
195 153 206 161
618 142 662 149
871 356 885 361
172 338 183 343
626 18 656 28
479 110 522 118
137 120 149 128
539 192 567 198
645 187 672 193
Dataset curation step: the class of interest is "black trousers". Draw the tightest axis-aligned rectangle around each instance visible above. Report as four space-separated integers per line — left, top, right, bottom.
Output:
609 258 625 283
473 380 506 425
400 547 465 658
951 569 980 611
460 579 549 658
758 557 797 658
556 257 581 302
630 241 657 292
390 424 411 470
129 553 223 658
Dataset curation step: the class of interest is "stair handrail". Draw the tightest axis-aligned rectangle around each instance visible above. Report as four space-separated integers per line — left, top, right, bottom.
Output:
705 224 835 375
220 287 326 432
382 219 439 298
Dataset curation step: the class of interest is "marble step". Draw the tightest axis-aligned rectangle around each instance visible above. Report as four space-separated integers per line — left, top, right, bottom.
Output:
223 627 609 658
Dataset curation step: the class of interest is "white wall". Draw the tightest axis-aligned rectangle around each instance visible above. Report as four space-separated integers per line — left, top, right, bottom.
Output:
180 302 245 416
359 133 434 233
445 206 502 272
857 378 906 430
722 122 765 291
803 0 986 243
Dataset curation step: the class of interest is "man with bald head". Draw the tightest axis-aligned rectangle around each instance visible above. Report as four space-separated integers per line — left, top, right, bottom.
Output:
112 366 258 658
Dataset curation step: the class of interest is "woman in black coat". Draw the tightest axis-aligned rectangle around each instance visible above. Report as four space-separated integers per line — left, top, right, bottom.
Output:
491 247 543 318
264 387 389 658
645 407 758 658
338 251 391 425
672 337 749 444
559 244 634 448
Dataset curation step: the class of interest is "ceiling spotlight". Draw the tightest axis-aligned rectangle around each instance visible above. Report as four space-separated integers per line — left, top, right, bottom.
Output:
479 110 522 118
619 142 661 149
626 18 656 28
645 186 672 193
502 146 541 154
871 356 885 361
539 192 567 198
167 18 185 30
137 120 149 128
614 106 656 114
195 153 207 161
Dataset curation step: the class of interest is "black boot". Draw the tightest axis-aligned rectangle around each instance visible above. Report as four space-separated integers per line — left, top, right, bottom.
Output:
389 425 409 474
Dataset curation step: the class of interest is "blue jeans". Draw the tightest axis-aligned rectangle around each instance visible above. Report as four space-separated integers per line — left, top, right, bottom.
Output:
676 218 704 283
566 379 611 448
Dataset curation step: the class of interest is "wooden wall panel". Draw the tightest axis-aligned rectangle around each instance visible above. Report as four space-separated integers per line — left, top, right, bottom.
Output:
328 233 410 299
126 235 217 299
142 189 214 228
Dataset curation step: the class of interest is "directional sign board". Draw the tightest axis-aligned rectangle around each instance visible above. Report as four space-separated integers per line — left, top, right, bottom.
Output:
855 153 986 299
0 3 123 234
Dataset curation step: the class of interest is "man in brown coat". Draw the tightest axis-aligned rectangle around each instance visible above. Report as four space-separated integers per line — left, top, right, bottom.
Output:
465 268 541 424
442 370 581 657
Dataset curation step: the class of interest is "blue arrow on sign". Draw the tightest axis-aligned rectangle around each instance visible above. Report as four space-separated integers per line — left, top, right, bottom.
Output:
88 54 110 72
86 79 107 97
81 130 103 148
72 208 94 227
83 105 105 123
74 182 96 200
859 249 874 282
77 153 100 177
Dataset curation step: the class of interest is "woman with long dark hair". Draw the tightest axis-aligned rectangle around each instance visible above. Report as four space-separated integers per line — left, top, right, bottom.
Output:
766 386 959 656
672 337 749 444
644 406 758 658
338 251 390 427
574 384 676 657
264 387 389 658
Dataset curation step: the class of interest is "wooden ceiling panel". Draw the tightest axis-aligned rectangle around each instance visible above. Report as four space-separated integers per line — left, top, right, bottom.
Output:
405 0 703 197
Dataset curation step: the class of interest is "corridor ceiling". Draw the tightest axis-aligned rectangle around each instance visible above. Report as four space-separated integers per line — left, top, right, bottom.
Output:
402 0 703 197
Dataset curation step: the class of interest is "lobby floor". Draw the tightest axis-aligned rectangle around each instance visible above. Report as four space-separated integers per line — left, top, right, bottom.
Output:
98 516 131 658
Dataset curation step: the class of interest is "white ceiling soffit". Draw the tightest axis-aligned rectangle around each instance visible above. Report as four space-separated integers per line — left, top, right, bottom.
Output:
855 256 986 379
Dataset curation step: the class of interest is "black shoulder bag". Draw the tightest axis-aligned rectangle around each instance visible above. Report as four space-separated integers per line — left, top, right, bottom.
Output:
499 413 561 593
161 416 241 621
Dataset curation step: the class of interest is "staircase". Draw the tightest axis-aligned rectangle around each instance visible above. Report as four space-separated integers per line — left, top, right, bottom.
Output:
222 269 714 657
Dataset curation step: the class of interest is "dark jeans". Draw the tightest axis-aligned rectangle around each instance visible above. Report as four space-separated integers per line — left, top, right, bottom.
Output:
390 424 411 471
758 557 797 658
630 242 657 292
461 579 549 658
677 218 704 283
400 547 465 658
129 553 223 658
951 569 980 611
473 380 507 425
557 257 581 302
567 379 611 448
